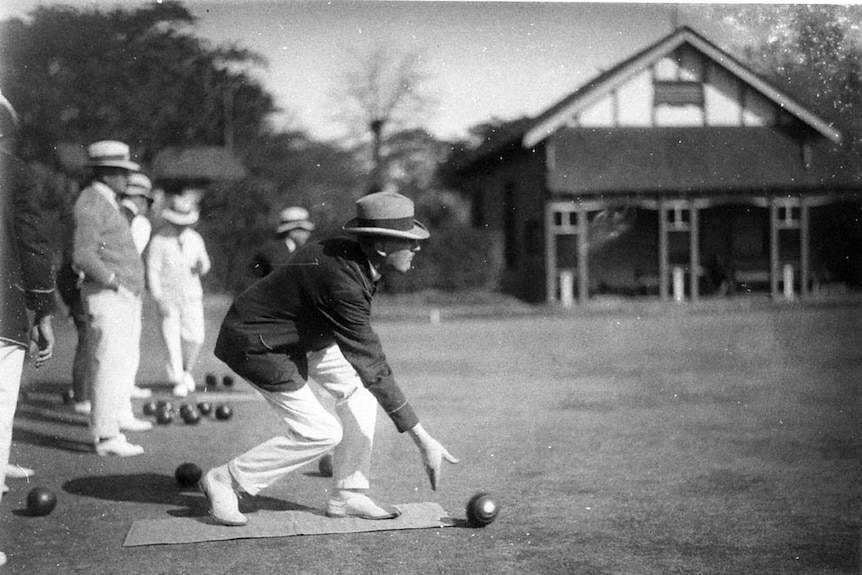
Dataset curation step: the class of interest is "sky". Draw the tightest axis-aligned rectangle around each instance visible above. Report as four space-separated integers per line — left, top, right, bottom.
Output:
0 1 747 141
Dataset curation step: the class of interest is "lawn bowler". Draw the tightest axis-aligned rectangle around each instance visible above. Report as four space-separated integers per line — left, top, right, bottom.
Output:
201 190 458 526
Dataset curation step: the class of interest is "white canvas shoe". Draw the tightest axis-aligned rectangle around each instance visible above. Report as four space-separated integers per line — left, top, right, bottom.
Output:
184 372 196 393
73 400 92 415
325 492 400 520
119 417 153 432
130 386 152 399
6 464 34 479
95 435 144 457
200 466 247 526
172 382 189 397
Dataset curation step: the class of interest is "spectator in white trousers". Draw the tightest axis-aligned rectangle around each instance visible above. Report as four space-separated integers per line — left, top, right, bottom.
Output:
146 193 211 397
119 171 155 401
73 140 152 457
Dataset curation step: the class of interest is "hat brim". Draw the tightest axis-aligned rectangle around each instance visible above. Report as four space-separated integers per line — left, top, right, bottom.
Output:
124 191 153 199
277 221 315 234
342 219 430 240
88 160 140 171
162 210 199 226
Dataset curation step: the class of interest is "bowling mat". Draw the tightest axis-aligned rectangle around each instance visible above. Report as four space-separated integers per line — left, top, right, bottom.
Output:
123 502 452 547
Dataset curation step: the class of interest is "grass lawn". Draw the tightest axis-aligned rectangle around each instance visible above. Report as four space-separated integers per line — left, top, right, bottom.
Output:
2 294 860 574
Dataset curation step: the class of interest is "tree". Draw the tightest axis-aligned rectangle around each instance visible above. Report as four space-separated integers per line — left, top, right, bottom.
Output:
702 5 862 145
240 129 366 235
0 1 275 162
702 5 862 287
331 45 438 193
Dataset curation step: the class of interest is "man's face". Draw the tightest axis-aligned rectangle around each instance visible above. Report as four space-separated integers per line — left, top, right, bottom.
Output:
127 195 151 215
380 238 421 274
100 168 130 195
288 228 311 247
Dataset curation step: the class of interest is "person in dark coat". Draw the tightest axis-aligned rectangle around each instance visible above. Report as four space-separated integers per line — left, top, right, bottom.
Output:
0 92 55 567
200 191 458 526
249 206 314 278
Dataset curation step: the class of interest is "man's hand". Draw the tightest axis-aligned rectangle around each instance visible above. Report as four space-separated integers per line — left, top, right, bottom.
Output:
408 423 459 491
29 313 54 369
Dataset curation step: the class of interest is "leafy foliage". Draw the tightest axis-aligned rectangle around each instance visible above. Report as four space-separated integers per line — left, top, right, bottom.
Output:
0 2 507 296
0 1 274 161
704 5 862 145
382 226 500 294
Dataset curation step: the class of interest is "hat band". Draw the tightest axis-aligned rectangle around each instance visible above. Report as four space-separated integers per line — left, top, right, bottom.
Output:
355 216 414 231
92 154 131 162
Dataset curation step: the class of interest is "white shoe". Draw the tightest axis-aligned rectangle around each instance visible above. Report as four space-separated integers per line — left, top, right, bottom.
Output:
172 382 189 397
95 434 144 457
6 464 34 479
1 484 8 494
199 466 247 526
130 386 152 399
73 400 92 415
119 417 153 432
325 492 401 520
184 372 196 393
0 550 6 566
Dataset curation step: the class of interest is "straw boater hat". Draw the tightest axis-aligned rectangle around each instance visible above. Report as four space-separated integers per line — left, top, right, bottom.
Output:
86 140 140 171
162 194 199 226
276 206 315 235
342 191 429 240
125 173 153 199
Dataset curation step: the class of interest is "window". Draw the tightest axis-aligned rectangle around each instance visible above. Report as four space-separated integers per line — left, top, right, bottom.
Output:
654 81 704 107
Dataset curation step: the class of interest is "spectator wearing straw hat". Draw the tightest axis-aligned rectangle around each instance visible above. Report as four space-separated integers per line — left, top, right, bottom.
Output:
200 191 457 527
146 193 211 398
0 92 55 566
250 206 315 279
120 172 155 257
118 171 156 401
72 140 152 457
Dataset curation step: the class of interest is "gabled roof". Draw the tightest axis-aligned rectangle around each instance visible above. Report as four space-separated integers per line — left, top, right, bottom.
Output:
152 146 247 182
523 26 842 148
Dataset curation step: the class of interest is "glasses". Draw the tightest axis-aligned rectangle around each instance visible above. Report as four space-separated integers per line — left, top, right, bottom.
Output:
386 238 421 251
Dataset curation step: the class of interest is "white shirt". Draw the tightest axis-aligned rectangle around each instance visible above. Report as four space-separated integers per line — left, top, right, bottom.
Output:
146 227 211 304
120 198 152 255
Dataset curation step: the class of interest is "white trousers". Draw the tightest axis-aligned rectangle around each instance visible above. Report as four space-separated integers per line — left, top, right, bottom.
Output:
82 284 142 440
229 344 378 495
0 342 25 504
159 298 204 385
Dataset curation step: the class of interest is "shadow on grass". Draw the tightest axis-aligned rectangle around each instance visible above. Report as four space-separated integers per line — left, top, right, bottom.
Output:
62 473 318 519
14 403 88 428
302 470 333 479
12 506 59 518
11 427 92 453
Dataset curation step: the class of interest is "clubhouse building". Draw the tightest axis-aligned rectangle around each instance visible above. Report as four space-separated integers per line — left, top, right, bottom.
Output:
453 26 862 304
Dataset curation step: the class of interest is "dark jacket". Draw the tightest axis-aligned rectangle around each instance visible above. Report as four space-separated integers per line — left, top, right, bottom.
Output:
215 237 419 433
0 149 55 347
250 238 295 279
